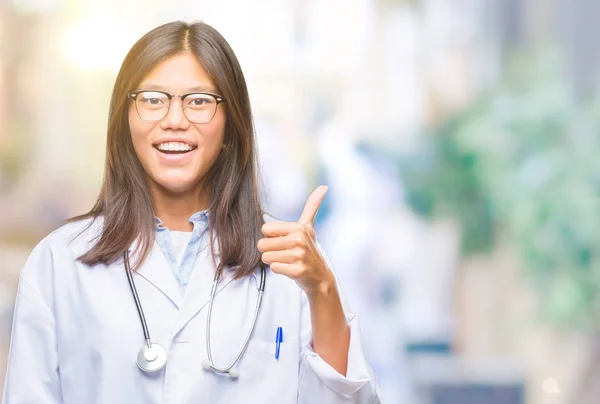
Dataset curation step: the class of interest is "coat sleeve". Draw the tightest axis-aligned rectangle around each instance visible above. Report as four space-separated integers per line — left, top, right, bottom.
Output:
2 241 63 404
297 243 383 404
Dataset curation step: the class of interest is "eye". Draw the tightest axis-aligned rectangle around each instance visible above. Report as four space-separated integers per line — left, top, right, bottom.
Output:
139 91 168 106
186 94 215 108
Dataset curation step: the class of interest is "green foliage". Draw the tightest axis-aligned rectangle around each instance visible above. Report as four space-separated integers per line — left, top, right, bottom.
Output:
401 52 600 329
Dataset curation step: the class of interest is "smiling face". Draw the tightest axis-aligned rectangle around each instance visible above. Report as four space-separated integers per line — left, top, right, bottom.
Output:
128 52 226 200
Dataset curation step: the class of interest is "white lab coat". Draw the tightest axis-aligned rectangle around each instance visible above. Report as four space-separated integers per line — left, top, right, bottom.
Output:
2 218 382 403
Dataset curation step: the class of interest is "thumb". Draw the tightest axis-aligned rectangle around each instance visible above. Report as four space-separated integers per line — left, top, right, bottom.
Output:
298 185 328 226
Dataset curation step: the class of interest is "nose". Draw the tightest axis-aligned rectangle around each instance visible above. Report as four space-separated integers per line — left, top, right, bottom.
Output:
160 97 190 130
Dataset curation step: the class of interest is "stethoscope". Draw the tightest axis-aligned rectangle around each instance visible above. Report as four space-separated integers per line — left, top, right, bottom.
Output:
123 250 266 378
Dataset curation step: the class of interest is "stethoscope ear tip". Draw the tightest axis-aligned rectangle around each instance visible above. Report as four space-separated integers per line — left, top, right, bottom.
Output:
202 358 239 379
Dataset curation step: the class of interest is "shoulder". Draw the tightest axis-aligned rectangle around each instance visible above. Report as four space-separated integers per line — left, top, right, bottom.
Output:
45 216 103 252
20 217 103 280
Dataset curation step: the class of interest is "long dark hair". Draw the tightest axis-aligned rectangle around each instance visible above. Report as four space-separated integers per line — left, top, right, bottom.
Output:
69 21 265 279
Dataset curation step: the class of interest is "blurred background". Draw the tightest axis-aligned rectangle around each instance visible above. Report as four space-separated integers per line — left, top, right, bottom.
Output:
1 0 600 403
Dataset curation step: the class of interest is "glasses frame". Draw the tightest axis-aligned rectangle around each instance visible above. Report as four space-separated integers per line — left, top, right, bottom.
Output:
128 90 227 124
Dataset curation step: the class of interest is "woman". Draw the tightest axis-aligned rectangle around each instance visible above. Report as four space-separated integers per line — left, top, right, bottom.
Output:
2 21 381 403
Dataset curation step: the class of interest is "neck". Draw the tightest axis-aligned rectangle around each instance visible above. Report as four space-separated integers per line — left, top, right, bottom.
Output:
151 183 208 232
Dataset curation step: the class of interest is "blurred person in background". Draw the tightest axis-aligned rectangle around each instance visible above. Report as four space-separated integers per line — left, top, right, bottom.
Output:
2 21 381 404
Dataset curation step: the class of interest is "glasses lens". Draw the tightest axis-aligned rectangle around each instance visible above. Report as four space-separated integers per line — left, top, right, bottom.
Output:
135 91 169 121
184 94 217 123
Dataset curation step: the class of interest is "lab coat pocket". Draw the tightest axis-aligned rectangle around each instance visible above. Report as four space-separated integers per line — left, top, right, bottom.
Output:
235 339 299 402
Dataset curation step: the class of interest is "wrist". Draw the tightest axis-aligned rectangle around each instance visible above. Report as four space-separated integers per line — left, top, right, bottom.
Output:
306 275 337 302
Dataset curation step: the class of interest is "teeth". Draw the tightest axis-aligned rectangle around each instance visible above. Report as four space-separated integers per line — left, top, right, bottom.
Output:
157 142 193 152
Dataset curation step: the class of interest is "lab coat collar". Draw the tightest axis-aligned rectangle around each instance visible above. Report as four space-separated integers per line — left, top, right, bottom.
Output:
124 210 208 309
127 233 262 339
127 240 183 309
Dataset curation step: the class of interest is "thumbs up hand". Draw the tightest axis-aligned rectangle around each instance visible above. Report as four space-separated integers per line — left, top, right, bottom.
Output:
257 185 334 296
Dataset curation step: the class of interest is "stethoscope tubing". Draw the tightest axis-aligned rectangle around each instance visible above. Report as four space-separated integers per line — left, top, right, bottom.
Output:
205 266 266 374
123 249 266 377
124 250 152 348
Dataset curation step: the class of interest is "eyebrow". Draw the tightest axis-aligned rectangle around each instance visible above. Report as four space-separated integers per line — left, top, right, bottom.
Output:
138 84 218 93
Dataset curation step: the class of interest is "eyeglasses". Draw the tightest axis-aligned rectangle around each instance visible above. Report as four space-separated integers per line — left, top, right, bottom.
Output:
128 90 226 124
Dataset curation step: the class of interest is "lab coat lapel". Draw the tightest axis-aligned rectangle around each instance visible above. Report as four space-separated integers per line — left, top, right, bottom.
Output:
133 242 182 309
171 248 236 339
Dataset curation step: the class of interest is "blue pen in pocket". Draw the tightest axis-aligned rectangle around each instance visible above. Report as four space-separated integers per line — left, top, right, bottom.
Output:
275 327 283 360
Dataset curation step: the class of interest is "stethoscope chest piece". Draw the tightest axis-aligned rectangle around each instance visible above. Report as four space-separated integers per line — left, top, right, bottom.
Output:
137 342 168 373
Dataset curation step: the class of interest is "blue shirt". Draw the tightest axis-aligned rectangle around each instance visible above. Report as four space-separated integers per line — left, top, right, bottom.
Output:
155 211 209 294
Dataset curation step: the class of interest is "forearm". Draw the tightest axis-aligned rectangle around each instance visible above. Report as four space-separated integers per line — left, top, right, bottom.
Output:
307 280 350 376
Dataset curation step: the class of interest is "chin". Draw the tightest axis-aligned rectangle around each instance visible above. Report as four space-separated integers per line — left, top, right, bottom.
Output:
154 178 201 196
